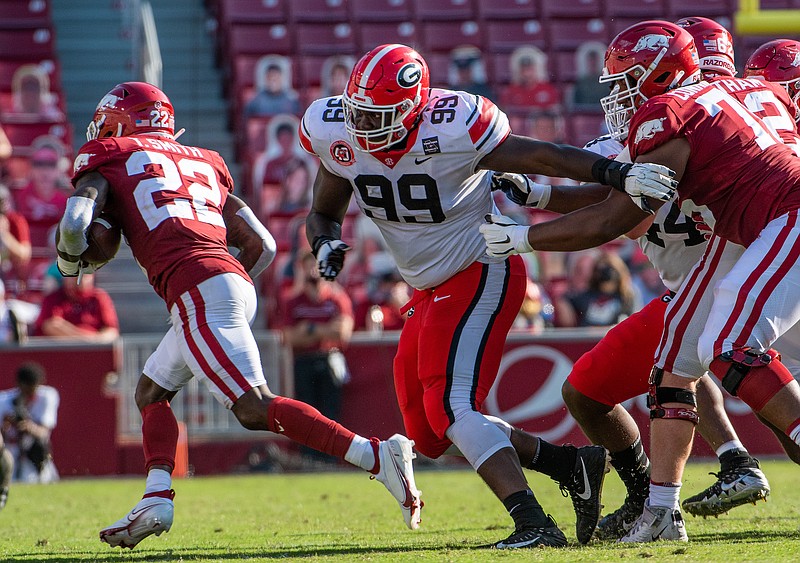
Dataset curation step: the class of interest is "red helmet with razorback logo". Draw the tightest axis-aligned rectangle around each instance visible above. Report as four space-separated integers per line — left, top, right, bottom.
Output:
676 16 736 78
745 39 800 116
86 81 175 141
343 44 430 152
599 20 700 140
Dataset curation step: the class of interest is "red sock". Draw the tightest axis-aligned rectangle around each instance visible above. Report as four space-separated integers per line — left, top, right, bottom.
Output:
141 400 178 472
267 396 355 459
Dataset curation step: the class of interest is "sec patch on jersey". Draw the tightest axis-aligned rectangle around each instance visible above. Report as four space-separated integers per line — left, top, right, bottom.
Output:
81 216 122 265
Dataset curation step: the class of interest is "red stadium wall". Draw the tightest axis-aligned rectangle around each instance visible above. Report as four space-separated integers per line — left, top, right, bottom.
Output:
0 332 789 477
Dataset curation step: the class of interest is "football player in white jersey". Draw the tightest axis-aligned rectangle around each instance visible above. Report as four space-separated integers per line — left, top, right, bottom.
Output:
301 43 678 548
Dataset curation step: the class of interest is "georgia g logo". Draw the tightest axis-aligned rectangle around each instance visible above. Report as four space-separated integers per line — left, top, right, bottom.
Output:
397 63 422 89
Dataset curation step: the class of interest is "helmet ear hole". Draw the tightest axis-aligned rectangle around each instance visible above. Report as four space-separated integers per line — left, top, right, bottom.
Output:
653 71 671 84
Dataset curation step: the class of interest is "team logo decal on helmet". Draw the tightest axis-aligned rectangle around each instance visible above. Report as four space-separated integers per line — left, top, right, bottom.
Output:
745 39 800 120
86 81 175 141
330 140 355 166
397 63 422 88
676 16 736 78
794 52 800 67
633 35 670 52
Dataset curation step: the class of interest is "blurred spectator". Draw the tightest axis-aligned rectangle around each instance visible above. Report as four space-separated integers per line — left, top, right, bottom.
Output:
448 45 495 99
0 280 29 343
13 146 69 248
629 249 668 305
357 269 410 332
274 158 313 215
282 253 354 461
500 46 561 114
320 55 355 98
571 41 609 109
557 252 637 327
0 124 11 162
0 362 60 490
6 65 64 122
0 184 32 293
244 55 300 118
525 110 566 143
513 278 552 332
33 273 119 342
254 114 317 194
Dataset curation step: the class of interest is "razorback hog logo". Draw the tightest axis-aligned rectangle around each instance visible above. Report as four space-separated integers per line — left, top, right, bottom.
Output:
397 62 422 89
633 34 670 52
96 93 121 110
634 117 667 144
793 51 800 67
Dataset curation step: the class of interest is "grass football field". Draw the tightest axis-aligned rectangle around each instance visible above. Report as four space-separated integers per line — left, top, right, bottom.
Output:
1 459 799 562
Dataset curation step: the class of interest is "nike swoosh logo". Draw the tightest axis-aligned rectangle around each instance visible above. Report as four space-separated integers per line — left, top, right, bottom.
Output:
577 458 592 500
651 523 670 541
274 419 284 433
500 236 511 244
433 295 451 302
128 506 152 520
415 157 432 165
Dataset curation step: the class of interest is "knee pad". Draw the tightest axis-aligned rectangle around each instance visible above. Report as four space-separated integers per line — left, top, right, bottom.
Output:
710 348 793 412
445 410 513 470
647 367 699 425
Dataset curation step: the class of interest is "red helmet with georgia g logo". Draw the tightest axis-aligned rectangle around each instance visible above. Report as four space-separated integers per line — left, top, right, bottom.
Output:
343 44 430 152
676 16 736 78
87 81 175 141
599 20 700 140
745 39 800 117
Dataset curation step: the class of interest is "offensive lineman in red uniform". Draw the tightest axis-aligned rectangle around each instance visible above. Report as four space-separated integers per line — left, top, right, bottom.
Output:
482 21 800 542
57 82 422 549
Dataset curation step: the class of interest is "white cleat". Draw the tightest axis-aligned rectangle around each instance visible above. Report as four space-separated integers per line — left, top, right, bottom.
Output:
100 490 175 549
619 499 688 543
371 434 423 530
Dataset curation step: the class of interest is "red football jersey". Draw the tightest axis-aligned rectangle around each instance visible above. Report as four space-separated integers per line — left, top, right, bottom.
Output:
629 77 800 246
72 135 248 308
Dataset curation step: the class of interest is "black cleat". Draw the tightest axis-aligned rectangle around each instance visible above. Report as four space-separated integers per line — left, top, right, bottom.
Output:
558 445 610 544
595 494 646 540
493 516 568 548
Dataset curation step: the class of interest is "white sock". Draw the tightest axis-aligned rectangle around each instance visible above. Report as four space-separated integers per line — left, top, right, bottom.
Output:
344 435 376 471
144 468 172 495
715 440 745 458
649 482 681 510
789 420 800 445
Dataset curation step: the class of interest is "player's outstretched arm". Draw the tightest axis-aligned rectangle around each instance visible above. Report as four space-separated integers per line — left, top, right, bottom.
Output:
56 171 110 276
223 194 276 279
306 166 354 281
479 134 677 198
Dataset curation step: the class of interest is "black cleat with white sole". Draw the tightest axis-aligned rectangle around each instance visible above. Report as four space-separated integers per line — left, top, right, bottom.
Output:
493 516 568 549
558 445 610 544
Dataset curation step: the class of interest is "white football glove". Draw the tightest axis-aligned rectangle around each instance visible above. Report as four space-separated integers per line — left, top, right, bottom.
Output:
491 172 552 209
479 214 533 258
315 239 351 281
623 163 677 212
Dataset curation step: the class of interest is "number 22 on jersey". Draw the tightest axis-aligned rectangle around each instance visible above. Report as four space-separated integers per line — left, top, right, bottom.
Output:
127 150 226 231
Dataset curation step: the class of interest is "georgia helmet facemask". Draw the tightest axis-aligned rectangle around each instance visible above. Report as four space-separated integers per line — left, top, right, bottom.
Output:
675 16 736 78
342 43 430 152
599 20 700 140
744 39 800 120
87 81 175 141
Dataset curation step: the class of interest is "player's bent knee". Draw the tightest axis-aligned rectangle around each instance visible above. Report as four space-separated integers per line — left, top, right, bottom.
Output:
647 367 699 424
709 348 793 412
231 392 270 431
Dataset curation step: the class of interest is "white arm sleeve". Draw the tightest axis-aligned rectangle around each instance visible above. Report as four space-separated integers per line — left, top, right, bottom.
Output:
236 206 277 279
57 196 96 256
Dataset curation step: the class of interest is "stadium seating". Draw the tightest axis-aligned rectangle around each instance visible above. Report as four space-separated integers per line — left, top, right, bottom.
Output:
552 51 579 83
290 0 350 22
225 23 293 56
666 0 733 18
0 0 51 29
485 20 546 52
294 23 357 55
0 60 60 92
476 0 538 20
541 0 601 18
217 0 288 24
412 0 476 21
0 28 55 60
350 0 412 22
357 22 419 53
549 18 610 52
605 0 665 18
420 21 483 53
